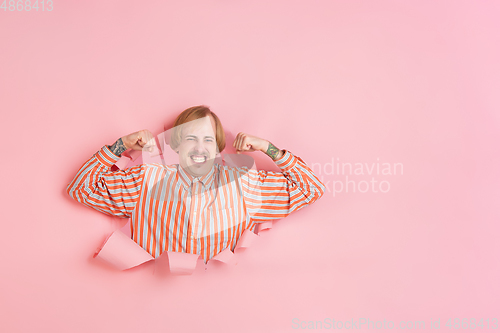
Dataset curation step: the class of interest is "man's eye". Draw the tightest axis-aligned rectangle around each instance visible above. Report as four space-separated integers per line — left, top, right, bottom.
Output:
186 138 194 141
205 139 214 142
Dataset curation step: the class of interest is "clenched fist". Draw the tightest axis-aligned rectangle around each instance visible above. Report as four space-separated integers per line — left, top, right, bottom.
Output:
232 132 284 160
122 129 156 152
233 132 269 153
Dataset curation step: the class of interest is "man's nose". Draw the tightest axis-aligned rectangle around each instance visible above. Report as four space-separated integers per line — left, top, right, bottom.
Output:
194 140 205 153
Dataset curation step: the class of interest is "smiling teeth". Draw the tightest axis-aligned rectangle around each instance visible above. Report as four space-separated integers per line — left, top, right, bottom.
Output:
191 156 206 163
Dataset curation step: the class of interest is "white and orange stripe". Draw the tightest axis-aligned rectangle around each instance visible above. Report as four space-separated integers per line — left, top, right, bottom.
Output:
67 145 325 262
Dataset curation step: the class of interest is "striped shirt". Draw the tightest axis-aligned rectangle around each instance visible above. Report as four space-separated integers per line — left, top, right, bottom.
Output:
67 145 325 262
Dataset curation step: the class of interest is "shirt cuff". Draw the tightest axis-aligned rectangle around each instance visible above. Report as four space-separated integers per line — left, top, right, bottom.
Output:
95 145 122 168
274 149 297 172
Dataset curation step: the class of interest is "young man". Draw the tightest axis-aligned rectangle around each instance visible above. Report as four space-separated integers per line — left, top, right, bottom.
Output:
67 105 325 262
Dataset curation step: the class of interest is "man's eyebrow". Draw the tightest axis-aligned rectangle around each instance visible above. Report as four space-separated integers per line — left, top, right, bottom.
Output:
184 134 215 139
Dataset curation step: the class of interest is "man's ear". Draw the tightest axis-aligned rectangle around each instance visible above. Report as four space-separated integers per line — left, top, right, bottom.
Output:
169 144 179 154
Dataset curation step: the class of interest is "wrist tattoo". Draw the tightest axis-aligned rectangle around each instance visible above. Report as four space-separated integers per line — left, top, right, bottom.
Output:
266 142 281 160
108 138 127 157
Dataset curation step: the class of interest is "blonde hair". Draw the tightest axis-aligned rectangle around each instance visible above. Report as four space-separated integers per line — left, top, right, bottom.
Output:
169 105 226 152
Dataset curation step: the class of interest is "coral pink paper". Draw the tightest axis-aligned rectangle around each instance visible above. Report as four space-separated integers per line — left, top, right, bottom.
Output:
93 221 272 274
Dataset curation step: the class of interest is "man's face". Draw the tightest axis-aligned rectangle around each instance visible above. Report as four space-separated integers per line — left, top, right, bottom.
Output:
176 116 218 178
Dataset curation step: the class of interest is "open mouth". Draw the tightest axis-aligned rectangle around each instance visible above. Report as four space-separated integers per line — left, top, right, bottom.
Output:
190 155 207 164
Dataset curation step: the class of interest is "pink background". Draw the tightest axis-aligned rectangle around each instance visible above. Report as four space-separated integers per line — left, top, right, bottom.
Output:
1 1 499 332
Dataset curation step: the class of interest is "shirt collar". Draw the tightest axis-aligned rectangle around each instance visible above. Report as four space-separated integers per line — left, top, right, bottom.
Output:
177 163 217 189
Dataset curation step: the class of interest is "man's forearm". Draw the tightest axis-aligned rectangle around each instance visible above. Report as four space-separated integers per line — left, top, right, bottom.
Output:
108 138 128 157
264 142 285 161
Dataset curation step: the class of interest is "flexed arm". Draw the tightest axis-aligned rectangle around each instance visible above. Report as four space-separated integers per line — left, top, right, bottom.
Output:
66 130 157 217
234 133 325 222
